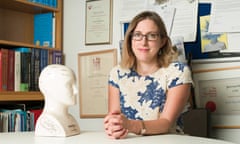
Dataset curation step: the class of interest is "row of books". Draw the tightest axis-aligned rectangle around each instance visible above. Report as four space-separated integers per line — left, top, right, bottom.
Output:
0 104 43 132
28 0 58 8
0 47 63 92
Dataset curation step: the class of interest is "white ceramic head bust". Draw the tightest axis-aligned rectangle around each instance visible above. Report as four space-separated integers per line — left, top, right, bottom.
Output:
35 64 80 137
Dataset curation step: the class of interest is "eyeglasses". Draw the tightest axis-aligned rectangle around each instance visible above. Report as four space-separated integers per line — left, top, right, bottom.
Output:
131 32 160 41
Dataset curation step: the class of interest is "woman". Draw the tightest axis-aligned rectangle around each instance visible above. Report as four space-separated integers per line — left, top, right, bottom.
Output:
104 11 193 139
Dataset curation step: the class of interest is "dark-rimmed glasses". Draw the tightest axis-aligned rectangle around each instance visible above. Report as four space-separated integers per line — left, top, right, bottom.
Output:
131 32 160 41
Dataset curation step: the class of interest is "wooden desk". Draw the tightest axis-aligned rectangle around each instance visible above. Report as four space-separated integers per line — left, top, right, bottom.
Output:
0 131 235 144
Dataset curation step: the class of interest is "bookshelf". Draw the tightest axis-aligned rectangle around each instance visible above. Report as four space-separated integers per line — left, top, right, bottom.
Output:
0 0 63 102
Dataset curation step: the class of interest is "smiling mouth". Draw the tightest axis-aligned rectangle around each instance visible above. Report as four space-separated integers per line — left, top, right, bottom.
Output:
139 48 149 51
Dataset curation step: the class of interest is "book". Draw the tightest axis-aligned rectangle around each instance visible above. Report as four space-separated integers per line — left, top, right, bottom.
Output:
29 109 43 128
52 50 63 64
20 51 31 91
7 49 15 91
34 12 54 47
13 48 31 91
40 49 49 72
0 49 8 91
0 50 2 91
14 51 21 91
30 48 41 91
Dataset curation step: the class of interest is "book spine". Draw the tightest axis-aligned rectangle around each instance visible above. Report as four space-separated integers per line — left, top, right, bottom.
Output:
30 49 35 91
33 49 41 91
1 49 8 91
52 50 63 64
40 49 48 72
20 52 31 92
14 51 21 91
7 50 15 91
0 50 2 91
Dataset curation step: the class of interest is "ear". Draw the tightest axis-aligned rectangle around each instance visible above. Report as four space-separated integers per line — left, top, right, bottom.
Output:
160 37 167 48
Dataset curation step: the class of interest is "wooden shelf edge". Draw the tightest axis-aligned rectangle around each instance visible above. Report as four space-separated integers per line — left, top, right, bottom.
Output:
0 0 59 14
16 0 60 12
0 40 61 50
0 92 44 101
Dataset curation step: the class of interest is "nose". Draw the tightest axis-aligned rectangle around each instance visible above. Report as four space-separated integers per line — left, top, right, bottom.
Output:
73 85 78 95
141 35 148 45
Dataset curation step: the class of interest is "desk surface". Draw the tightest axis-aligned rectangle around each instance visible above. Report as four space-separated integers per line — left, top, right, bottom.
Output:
0 131 235 144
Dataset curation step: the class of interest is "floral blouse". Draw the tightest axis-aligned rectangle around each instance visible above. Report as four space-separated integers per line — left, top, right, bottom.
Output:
108 62 193 133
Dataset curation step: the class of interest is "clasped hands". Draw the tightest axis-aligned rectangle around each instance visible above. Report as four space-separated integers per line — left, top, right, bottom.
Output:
104 111 129 139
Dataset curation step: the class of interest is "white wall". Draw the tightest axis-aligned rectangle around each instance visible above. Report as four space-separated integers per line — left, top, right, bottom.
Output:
63 0 121 131
63 0 240 143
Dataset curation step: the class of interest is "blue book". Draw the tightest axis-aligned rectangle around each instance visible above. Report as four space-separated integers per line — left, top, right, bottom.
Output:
34 12 53 47
40 49 48 72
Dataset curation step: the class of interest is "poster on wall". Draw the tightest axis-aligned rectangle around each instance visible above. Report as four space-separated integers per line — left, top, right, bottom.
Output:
78 49 117 118
85 0 112 45
193 66 240 128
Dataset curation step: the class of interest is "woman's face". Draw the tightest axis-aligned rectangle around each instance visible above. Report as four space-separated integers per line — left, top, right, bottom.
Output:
131 19 163 64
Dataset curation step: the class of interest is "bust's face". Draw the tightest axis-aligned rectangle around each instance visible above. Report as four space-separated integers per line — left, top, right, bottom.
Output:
55 71 78 105
39 65 78 106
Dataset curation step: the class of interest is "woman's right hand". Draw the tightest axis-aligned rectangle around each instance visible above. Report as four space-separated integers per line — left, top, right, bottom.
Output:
104 111 129 139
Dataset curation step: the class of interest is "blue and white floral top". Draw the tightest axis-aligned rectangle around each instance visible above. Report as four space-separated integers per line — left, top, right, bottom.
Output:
108 62 193 133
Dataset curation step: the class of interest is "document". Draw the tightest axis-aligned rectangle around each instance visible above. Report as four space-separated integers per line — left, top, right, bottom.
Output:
198 78 240 115
209 0 240 33
171 36 187 63
169 0 198 42
119 0 148 22
208 1 240 53
147 5 176 35
200 15 228 53
220 33 240 53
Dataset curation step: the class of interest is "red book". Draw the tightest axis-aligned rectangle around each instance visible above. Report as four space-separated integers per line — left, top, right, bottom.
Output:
0 49 8 91
7 49 15 91
0 50 2 90
29 109 43 127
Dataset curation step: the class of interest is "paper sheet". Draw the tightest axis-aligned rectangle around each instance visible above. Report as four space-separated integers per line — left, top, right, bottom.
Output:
209 0 240 33
119 0 148 22
169 0 198 42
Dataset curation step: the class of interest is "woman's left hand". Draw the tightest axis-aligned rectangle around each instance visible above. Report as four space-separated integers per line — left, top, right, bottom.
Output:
104 111 129 139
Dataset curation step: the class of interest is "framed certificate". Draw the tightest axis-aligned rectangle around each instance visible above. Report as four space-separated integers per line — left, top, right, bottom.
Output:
85 0 112 45
78 49 117 118
193 66 240 128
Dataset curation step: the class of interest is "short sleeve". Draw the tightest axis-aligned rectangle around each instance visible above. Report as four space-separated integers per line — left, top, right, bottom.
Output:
108 65 121 88
166 62 193 89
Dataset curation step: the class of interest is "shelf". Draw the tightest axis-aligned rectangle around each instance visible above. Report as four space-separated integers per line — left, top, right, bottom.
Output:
0 0 63 104
0 0 59 14
0 40 61 50
0 91 44 101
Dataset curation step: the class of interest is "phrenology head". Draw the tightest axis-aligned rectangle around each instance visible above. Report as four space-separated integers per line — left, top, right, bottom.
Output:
39 64 78 105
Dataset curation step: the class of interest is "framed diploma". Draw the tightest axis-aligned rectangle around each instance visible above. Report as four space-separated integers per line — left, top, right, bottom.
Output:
78 49 117 118
193 66 240 128
85 0 113 45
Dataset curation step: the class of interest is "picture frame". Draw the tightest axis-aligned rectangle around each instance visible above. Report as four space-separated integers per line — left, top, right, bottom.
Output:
78 49 117 118
193 66 240 128
85 0 112 45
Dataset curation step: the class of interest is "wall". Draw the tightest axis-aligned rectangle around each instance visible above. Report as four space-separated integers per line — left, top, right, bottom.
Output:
63 0 121 131
63 0 240 143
